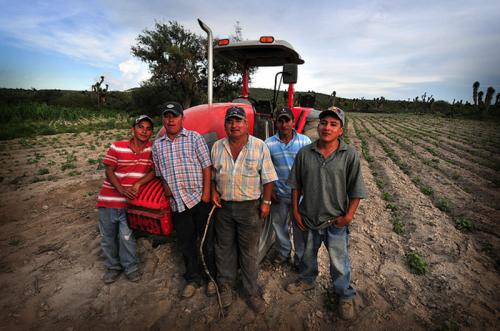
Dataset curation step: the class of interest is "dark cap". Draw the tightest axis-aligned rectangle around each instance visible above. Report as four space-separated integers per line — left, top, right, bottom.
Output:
225 106 246 120
276 107 294 121
319 106 345 126
161 101 183 116
132 115 154 127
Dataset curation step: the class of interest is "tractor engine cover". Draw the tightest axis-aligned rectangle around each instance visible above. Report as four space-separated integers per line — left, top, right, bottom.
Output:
126 178 172 236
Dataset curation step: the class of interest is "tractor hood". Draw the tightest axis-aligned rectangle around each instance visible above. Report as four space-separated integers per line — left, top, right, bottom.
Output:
214 39 304 67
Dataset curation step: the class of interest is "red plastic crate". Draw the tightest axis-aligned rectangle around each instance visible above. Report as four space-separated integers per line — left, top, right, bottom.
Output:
127 178 172 236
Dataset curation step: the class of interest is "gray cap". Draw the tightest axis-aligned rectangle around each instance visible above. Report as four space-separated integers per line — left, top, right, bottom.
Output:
276 107 294 121
319 106 345 127
132 115 154 127
225 106 246 120
161 101 184 116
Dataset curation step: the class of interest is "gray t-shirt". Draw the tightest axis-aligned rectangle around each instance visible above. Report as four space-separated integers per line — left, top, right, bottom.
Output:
288 139 367 230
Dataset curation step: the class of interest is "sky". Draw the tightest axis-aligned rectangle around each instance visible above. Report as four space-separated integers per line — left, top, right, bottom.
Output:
0 0 499 103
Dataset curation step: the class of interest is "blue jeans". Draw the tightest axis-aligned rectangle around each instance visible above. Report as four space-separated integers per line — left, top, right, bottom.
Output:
299 225 356 300
98 207 138 275
270 200 305 261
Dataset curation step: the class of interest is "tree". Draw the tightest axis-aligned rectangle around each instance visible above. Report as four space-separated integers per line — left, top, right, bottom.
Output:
131 21 244 110
92 76 109 108
132 21 205 109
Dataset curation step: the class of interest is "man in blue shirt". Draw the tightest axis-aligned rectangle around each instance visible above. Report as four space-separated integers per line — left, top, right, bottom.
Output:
265 107 311 267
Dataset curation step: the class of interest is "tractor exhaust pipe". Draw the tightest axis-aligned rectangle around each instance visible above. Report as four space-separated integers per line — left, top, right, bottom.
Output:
198 19 213 105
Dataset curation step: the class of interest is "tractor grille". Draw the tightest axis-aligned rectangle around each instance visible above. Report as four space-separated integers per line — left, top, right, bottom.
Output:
127 178 172 236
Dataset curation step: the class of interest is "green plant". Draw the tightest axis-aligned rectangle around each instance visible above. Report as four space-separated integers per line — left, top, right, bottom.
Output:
420 185 434 196
406 252 427 275
391 216 404 235
386 203 398 211
8 238 23 246
455 218 473 232
69 170 81 176
436 198 451 212
37 168 49 176
382 192 393 201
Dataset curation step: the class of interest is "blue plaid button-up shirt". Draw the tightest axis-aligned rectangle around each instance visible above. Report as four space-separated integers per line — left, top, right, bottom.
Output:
152 128 212 212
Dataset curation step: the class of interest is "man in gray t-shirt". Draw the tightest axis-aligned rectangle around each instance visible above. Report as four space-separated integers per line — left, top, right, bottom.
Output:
286 107 367 321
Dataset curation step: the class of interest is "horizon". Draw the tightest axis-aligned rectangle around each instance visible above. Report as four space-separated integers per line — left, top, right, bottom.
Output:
1 0 499 103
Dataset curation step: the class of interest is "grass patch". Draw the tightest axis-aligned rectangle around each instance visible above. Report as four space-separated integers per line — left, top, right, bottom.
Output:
8 238 23 246
454 218 473 232
406 252 427 275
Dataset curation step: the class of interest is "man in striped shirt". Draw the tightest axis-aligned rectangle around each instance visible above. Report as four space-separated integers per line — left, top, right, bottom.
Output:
152 102 214 299
211 106 277 313
265 108 311 268
96 115 155 284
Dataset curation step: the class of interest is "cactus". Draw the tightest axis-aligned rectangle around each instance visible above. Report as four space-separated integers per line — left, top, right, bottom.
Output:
495 93 500 106
473 81 480 107
484 87 495 113
91 76 108 108
478 91 484 105
330 90 337 107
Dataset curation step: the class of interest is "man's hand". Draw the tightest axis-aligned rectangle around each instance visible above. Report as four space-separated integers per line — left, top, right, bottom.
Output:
201 190 211 204
333 215 352 228
118 186 136 200
293 209 306 231
211 190 222 208
260 203 270 219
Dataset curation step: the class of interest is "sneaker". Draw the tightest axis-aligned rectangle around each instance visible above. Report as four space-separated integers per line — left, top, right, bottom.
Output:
339 299 355 320
206 281 217 297
103 269 121 284
126 270 141 282
285 279 315 294
220 285 233 308
247 295 265 314
181 282 197 298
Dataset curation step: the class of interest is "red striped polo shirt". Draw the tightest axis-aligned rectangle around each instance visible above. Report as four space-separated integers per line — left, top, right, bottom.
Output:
96 139 154 209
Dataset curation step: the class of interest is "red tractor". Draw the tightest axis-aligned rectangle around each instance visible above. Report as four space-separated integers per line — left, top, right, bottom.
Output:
128 19 320 262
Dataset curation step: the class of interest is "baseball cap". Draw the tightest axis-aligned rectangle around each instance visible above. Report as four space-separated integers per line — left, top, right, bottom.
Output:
319 106 345 127
161 101 184 116
132 115 154 127
276 107 294 121
225 106 246 120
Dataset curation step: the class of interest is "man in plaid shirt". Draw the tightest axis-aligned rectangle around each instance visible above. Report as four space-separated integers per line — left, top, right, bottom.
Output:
152 102 215 299
211 106 277 313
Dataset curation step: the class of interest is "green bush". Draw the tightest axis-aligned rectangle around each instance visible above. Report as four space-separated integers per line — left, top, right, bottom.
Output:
406 252 427 275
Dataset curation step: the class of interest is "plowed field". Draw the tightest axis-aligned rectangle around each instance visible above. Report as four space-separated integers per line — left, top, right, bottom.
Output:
0 114 498 330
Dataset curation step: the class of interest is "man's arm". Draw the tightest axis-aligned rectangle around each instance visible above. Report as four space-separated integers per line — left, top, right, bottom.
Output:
129 170 155 197
292 188 306 231
334 198 361 227
201 166 212 203
259 182 273 219
105 165 134 200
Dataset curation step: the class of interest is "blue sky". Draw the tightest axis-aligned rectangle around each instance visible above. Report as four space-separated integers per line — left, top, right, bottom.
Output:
1 0 499 102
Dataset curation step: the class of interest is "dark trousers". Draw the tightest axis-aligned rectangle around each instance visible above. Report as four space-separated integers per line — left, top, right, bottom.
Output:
215 200 261 296
172 201 216 285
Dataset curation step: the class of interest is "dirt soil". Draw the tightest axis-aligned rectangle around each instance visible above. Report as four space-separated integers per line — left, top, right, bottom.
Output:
0 122 499 330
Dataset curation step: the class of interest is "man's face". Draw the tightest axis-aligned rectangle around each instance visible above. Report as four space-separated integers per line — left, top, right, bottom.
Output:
163 112 183 136
132 120 153 143
317 115 343 143
224 117 248 139
276 116 295 137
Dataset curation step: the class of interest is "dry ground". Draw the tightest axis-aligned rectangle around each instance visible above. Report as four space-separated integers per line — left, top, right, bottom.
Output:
0 115 499 330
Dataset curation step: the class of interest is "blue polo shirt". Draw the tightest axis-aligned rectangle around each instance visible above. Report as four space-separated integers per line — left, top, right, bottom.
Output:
265 130 311 202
